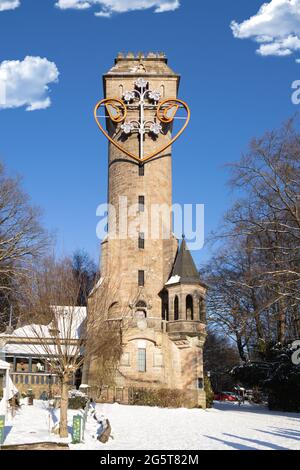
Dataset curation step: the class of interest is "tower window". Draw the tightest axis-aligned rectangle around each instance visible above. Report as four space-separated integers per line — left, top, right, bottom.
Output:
137 348 146 372
186 295 194 320
139 165 144 176
197 378 204 390
161 290 169 321
138 270 145 287
138 232 145 249
138 195 145 212
174 295 179 321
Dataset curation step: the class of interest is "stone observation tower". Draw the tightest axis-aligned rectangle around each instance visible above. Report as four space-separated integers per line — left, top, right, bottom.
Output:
86 53 207 408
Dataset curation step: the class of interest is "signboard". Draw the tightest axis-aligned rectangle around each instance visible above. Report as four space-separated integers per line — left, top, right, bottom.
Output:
0 415 5 445
72 415 82 444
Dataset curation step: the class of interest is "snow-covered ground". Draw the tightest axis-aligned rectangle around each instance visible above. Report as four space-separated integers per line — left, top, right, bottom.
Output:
3 401 300 450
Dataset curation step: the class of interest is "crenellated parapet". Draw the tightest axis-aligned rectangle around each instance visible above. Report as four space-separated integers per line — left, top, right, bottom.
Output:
116 52 167 60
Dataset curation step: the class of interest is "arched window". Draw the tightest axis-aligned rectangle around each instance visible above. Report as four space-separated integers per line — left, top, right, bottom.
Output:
199 298 206 323
186 295 194 321
174 296 179 321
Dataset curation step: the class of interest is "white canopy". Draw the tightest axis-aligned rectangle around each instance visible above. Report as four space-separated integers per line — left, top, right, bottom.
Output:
0 359 15 417
0 359 10 370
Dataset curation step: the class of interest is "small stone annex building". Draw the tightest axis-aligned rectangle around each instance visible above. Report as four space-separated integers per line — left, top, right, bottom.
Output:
84 53 207 408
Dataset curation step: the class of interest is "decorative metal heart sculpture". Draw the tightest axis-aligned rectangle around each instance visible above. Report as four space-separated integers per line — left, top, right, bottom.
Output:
94 80 190 163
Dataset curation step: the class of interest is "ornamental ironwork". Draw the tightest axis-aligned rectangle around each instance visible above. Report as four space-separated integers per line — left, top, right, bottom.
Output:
94 79 190 163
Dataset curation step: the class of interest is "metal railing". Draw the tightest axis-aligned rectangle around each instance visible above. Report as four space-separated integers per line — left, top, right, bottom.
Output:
10 372 59 386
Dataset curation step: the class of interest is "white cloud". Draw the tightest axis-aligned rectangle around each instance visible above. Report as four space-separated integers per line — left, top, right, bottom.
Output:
55 0 91 9
55 0 180 16
0 0 20 11
231 0 300 60
0 56 59 111
0 0 180 15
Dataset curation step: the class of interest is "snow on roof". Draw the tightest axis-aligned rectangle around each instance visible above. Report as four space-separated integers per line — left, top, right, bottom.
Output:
2 342 81 356
0 306 87 342
89 276 104 296
165 275 181 286
0 306 87 357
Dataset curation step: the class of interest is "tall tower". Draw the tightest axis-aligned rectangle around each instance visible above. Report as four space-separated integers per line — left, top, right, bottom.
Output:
99 52 180 315
87 53 207 408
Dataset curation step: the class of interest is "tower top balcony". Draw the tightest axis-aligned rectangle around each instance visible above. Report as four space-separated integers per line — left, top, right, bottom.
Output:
167 320 206 342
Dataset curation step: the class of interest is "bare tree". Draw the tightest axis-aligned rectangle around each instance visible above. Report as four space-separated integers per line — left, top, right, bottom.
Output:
204 245 254 361
84 269 134 399
206 118 300 358
16 257 125 438
71 249 98 306
0 162 49 294
226 119 300 303
204 331 240 392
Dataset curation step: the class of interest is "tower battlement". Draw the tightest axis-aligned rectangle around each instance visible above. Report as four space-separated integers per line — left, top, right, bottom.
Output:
116 52 167 61
105 52 178 79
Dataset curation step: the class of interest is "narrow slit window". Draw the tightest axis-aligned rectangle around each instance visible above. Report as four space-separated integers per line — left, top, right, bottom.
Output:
138 270 145 287
138 233 145 249
139 165 144 176
138 195 145 212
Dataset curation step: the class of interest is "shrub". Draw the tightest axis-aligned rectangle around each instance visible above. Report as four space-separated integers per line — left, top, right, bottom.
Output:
68 396 88 410
129 388 183 408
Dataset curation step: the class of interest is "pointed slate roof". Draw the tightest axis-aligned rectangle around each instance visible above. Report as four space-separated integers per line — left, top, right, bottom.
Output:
168 238 200 285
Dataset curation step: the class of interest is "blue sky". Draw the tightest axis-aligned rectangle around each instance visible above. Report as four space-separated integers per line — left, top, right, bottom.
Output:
0 0 300 268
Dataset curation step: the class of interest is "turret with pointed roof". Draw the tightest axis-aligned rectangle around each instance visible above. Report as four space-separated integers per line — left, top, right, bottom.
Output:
166 237 206 288
169 238 200 284
164 237 207 328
